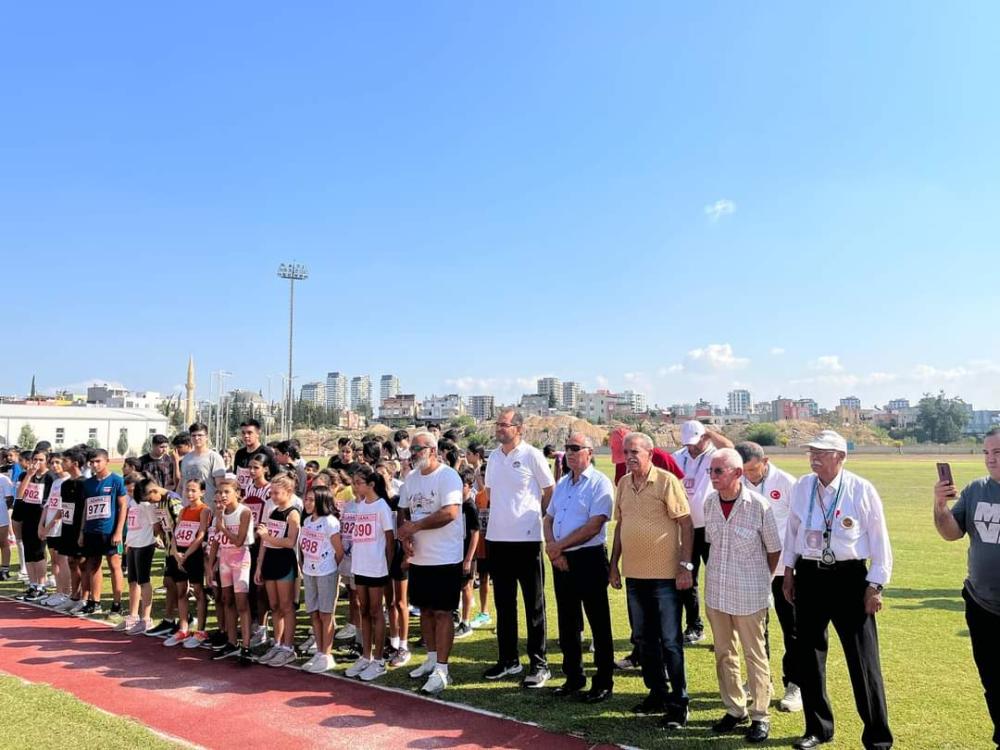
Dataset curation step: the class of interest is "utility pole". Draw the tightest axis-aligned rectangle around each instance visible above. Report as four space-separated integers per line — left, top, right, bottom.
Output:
277 263 308 439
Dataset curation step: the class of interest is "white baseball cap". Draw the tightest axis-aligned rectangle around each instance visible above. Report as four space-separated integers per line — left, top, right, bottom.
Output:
806 430 848 453
680 420 706 446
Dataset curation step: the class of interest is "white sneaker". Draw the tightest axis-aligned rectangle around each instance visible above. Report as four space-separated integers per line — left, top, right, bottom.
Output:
249 625 268 649
359 660 387 682
113 616 135 632
345 657 370 678
778 682 803 712
268 646 297 668
315 653 335 671
409 659 437 679
54 597 79 612
46 574 56 588
334 623 357 640
68 599 88 614
163 631 189 647
301 654 319 672
127 619 149 635
421 667 450 694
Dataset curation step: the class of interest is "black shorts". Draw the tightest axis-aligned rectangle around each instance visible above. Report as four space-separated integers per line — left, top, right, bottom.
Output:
46 537 61 551
19 507 46 563
83 532 119 560
354 573 389 588
165 548 205 583
389 541 408 582
409 563 462 613
476 556 490 576
10 499 25 523
126 545 156 584
261 548 297 581
58 531 84 559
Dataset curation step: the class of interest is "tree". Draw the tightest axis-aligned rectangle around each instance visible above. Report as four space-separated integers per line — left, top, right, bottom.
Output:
141 435 153 454
86 437 101 449
18 423 37 448
913 391 969 443
117 430 130 457
451 415 476 430
745 423 779 446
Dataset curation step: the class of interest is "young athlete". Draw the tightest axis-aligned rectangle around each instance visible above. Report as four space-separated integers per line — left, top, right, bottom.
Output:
80 450 128 616
471 462 492 628
255 473 300 667
344 465 395 682
53 450 89 612
164 479 211 647
299 485 344 673
14 450 50 601
211 476 254 664
455 468 482 639
119 479 161 634
0 469 13 580
379 461 411 667
145 487 184 636
334 482 363 656
243 455 273 648
38 453 69 605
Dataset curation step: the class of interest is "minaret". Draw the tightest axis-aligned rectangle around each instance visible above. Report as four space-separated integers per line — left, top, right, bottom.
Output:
184 356 196 426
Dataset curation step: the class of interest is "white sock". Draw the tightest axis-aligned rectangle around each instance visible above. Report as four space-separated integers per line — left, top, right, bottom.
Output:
390 636 400 649
437 662 449 675
426 651 437 667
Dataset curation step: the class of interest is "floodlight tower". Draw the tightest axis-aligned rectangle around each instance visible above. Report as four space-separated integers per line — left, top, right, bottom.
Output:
277 262 309 439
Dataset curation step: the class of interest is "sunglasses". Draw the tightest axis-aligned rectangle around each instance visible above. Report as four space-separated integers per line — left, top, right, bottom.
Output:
564 444 588 453
706 467 732 476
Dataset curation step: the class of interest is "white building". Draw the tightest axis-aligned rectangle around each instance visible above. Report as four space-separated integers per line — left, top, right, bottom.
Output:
537 377 562 408
0 404 169 454
468 395 495 421
519 394 551 416
727 389 752 415
579 391 619 424
350 375 371 411
325 372 348 410
87 383 129 405
887 398 910 411
562 381 580 410
840 396 861 410
622 390 647 414
300 381 326 405
419 394 465 421
380 374 400 402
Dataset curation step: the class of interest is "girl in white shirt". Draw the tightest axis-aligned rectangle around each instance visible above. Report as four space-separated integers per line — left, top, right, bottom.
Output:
120 480 161 635
299 486 344 673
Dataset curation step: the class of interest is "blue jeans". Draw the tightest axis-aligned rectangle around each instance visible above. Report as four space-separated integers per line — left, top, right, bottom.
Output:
626 578 688 708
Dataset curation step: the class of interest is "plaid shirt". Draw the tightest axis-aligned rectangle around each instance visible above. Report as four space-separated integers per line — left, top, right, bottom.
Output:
704 487 782 615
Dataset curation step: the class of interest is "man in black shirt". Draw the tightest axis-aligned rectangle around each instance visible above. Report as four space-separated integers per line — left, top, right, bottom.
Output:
233 420 280 494
139 435 177 489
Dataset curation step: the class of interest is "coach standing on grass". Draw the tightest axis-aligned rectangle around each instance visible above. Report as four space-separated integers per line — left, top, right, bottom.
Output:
934 427 1000 748
782 430 893 750
483 409 555 689
544 432 615 703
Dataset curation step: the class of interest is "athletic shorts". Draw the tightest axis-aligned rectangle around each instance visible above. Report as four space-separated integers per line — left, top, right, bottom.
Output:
218 547 252 593
354 573 389 588
57 530 84 558
261 548 296 582
304 573 337 613
20 508 47 563
126 545 156 584
408 563 462 613
46 536 62 551
476 556 490 576
82 532 119 560
10 498 24 524
165 547 205 584
0 497 9 526
389 541 409 582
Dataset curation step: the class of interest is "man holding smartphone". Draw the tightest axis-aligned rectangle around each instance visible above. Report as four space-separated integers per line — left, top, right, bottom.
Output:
933 427 1000 748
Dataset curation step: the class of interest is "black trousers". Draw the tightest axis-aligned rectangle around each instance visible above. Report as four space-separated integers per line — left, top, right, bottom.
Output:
680 526 709 632
964 585 1000 745
765 574 799 687
794 559 892 750
487 540 547 670
553 545 614 690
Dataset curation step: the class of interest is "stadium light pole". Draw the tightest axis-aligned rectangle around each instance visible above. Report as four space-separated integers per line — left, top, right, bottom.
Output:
277 262 308 439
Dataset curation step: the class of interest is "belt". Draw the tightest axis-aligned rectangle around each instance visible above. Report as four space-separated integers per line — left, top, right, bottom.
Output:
796 558 866 572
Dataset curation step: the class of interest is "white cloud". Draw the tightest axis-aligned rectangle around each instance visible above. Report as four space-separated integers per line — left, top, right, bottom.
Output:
594 375 609 389
769 347 785 356
686 344 749 371
809 355 844 373
657 364 685 377
704 199 736 222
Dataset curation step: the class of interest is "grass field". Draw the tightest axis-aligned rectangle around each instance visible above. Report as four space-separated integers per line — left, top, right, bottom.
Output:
1 454 993 749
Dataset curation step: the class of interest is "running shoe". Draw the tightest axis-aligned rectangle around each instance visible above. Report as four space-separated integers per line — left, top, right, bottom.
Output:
778 683 803 713
79 601 103 616
483 661 522 680
683 627 705 645
40 593 63 607
46 574 56 588
0 569 9 581
127 619 149 636
26 587 49 603
389 648 411 668
408 606 420 617
614 653 640 670
301 654 320 672
299 635 316 654
333 623 357 640
470 612 492 629
54 597 80 613
211 643 240 660
421 667 451 695
306 653 334 672
345 657 371 678
257 644 283 665
183 631 209 649
248 625 268 649
164 630 189 647
408 658 437 679
454 622 473 639
145 619 176 638
359 660 387 682
207 630 229 650
522 667 551 689
14 587 36 601
268 647 297 668
68 599 88 615
113 616 136 632
238 647 253 666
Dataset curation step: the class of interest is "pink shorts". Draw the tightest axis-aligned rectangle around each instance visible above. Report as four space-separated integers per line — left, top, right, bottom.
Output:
218 546 252 593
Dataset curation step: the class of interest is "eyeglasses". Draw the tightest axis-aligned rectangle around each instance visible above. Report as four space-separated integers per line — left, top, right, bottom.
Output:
564 444 588 452
410 445 431 454
706 467 732 476
495 423 516 429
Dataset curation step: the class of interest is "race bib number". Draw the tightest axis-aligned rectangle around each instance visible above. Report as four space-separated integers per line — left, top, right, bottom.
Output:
352 513 378 544
173 520 200 546
86 496 111 520
236 466 252 489
127 507 142 530
61 502 75 525
244 499 265 526
156 508 170 526
682 477 696 495
478 508 490 533
47 490 62 511
23 483 44 505
299 528 326 561
219 521 241 548
266 519 287 540
207 526 221 546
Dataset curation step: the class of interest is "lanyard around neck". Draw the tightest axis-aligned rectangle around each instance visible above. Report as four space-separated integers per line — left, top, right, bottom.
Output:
808 475 844 531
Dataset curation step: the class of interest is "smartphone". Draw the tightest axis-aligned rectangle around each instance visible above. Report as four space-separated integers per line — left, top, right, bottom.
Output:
936 462 954 485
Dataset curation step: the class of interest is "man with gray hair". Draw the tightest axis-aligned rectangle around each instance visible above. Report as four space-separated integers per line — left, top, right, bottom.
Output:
543 432 615 702
483 409 556 688
703 448 782 743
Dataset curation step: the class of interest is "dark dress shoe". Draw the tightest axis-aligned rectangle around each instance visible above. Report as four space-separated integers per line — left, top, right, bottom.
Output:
551 680 586 696
631 694 667 714
581 687 613 703
712 713 750 732
793 735 831 749
746 720 770 743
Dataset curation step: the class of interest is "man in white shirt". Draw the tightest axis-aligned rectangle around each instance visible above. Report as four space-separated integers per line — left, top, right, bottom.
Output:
483 409 555 688
672 420 733 644
736 440 801 713
397 430 464 695
781 430 893 750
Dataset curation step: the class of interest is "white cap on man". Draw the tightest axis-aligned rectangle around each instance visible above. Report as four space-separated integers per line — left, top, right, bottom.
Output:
680 420 706 446
806 429 848 453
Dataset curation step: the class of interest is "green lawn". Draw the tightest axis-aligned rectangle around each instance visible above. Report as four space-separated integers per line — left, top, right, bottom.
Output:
1 454 992 749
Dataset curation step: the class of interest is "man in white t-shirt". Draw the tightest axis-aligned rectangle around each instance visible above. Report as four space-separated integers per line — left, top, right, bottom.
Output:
736 440 802 713
672 420 733 644
397 431 464 695
482 409 555 688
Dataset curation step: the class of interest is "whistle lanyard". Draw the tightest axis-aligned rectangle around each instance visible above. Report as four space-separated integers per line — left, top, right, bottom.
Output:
807 476 844 533
683 450 708 481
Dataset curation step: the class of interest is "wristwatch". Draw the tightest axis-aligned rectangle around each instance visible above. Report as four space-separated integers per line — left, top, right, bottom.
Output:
868 583 884 593
679 561 694 572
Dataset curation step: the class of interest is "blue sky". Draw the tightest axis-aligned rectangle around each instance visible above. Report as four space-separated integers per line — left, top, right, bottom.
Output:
3 3 999 409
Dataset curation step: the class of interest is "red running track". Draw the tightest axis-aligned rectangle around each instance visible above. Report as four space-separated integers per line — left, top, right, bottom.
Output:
0 600 616 749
